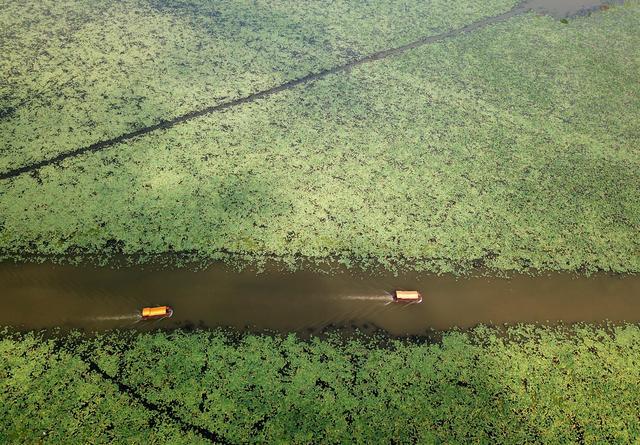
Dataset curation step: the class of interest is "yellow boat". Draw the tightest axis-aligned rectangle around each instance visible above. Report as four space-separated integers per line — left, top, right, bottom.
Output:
141 306 173 320
393 290 422 303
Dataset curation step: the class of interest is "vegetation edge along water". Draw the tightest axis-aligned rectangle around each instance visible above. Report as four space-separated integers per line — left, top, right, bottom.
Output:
2 324 639 443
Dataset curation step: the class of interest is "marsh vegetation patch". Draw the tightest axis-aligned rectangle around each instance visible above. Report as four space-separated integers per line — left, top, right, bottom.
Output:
1 1 638 274
0 0 518 172
2 325 640 443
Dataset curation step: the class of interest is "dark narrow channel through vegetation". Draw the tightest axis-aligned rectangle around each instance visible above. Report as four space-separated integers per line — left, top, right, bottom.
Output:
2 0 625 181
0 4 527 181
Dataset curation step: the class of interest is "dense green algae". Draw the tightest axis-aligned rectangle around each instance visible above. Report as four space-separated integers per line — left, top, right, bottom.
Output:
0 0 519 171
1 2 638 273
2 325 640 443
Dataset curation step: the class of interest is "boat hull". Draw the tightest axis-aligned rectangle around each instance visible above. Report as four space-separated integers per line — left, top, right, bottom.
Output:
141 306 173 319
393 290 422 304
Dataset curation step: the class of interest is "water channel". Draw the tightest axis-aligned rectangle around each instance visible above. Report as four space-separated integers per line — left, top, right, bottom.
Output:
2 262 638 335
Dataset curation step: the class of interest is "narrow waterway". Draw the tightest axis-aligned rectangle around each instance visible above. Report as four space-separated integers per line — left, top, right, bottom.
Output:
1 262 638 335
523 0 623 18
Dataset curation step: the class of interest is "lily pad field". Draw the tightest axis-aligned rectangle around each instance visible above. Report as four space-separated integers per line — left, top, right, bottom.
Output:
2 0 640 443
1 0 638 273
3 325 640 443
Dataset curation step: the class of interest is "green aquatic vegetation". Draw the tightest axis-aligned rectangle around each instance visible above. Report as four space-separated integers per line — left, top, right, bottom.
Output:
2 325 640 443
0 0 518 171
1 2 638 273
0 331 207 444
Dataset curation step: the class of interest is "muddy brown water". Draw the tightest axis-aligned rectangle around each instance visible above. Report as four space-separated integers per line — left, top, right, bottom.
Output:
523 0 623 18
1 262 638 336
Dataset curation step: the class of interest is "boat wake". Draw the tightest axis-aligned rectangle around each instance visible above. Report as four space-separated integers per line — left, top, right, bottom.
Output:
90 313 141 322
340 294 393 302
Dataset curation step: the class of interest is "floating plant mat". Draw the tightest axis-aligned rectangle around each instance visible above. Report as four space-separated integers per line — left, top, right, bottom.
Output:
1 2 638 275
2 261 639 335
0 0 625 174
2 324 640 443
0 0 520 171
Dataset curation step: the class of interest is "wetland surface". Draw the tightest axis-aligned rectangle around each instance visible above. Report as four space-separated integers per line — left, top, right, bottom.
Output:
1 0 638 333
1 1 639 442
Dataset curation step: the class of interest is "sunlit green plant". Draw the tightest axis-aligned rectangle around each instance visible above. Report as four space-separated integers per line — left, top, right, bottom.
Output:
1 2 638 274
2 324 639 443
